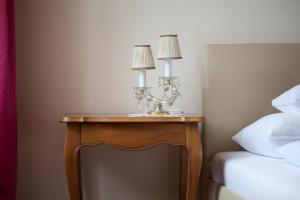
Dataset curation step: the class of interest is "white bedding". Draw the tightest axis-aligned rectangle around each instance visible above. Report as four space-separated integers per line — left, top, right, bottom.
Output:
211 151 300 200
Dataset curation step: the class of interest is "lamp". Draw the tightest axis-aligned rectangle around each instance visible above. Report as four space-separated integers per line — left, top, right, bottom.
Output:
131 45 155 87
131 35 182 116
158 34 182 77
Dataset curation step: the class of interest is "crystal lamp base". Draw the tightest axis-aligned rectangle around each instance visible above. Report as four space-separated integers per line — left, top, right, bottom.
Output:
147 103 169 116
133 76 181 116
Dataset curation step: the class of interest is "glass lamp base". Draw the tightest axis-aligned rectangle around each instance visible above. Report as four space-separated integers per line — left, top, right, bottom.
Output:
147 110 169 116
147 103 169 116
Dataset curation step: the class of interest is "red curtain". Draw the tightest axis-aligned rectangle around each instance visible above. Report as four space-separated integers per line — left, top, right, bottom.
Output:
0 0 17 199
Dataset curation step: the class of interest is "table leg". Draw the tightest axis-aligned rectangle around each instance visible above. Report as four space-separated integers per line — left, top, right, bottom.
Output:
179 147 188 200
64 123 82 200
185 123 202 200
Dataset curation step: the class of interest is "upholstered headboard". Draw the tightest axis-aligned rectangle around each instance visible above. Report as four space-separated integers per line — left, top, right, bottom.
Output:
202 44 300 198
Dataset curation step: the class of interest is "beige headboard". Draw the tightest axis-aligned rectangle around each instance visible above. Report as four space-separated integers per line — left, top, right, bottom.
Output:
202 44 300 198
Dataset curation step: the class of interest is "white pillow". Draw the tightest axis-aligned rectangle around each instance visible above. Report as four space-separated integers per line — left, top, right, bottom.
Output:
272 84 300 113
278 140 300 167
232 113 300 158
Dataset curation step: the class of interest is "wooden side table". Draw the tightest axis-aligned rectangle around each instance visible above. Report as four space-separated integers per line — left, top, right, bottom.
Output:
61 114 204 200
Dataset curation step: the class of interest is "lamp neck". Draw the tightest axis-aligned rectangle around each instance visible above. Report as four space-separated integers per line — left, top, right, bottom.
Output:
164 60 172 77
138 70 146 87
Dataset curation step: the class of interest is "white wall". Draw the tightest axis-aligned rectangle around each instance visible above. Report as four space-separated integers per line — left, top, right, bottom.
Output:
16 0 300 199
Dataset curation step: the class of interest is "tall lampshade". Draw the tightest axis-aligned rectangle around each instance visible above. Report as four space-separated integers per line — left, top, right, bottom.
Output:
158 34 182 60
131 45 155 70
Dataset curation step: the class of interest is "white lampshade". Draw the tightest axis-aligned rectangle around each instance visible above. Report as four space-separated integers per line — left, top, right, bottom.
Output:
131 45 155 70
158 34 182 60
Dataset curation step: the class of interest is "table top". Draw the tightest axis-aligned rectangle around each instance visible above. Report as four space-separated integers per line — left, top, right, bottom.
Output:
60 113 204 123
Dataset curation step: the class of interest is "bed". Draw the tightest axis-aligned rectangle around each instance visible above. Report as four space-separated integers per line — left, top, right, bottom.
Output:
202 44 300 200
211 151 300 200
